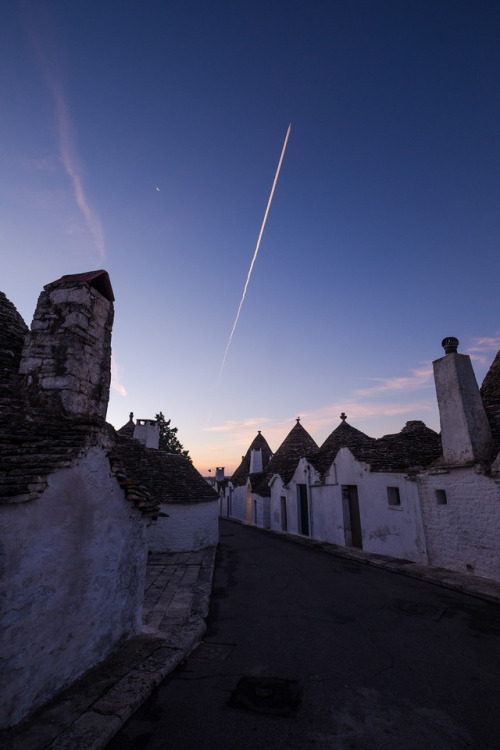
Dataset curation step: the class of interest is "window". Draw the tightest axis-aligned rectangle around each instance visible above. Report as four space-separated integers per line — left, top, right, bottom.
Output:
387 487 401 506
436 489 447 505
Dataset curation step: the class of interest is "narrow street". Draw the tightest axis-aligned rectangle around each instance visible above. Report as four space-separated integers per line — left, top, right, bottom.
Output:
109 519 500 749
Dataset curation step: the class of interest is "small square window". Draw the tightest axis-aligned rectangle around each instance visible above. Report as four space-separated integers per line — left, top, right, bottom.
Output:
387 487 401 506
436 489 447 505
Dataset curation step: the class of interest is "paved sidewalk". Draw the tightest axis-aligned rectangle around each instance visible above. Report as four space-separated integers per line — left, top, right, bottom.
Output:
1 547 217 750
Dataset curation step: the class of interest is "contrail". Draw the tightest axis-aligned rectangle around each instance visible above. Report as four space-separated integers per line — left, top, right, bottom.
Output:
217 124 291 386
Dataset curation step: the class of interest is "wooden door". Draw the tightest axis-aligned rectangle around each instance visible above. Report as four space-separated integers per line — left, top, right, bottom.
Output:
342 485 362 548
297 484 309 536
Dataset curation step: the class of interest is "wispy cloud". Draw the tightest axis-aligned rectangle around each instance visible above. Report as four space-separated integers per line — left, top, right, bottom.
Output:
299 399 435 436
204 396 437 462
22 0 106 259
354 365 434 397
466 335 500 366
205 417 272 434
111 357 127 397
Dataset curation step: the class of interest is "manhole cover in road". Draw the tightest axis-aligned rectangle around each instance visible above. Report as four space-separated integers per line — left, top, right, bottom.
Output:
190 642 234 661
385 599 445 619
228 676 301 718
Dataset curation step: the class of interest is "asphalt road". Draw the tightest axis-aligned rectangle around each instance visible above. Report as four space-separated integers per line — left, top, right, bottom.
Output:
109 519 500 749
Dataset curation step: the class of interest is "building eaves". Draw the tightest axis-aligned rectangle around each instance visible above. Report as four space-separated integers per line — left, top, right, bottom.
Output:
0 417 115 504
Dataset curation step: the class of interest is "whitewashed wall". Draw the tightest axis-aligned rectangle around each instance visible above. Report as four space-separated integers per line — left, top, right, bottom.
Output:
0 448 147 728
148 501 219 552
419 466 500 580
324 449 428 562
225 483 248 523
270 475 286 531
251 492 271 528
270 450 428 563
270 458 317 537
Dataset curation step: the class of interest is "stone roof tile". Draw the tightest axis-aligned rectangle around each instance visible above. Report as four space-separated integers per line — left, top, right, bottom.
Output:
116 434 218 505
369 421 442 472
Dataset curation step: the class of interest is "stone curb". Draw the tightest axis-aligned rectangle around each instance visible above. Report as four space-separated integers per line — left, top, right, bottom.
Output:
48 620 206 750
223 518 500 606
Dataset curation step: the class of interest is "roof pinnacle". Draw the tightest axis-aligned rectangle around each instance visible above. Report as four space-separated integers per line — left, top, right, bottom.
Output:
340 412 347 422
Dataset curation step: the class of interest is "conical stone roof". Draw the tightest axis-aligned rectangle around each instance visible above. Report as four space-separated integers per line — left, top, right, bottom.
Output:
263 420 318 489
117 412 136 438
309 420 376 477
480 350 500 454
230 432 273 487
0 292 28 416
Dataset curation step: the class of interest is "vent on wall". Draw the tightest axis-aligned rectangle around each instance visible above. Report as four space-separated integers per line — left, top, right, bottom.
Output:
436 489 448 505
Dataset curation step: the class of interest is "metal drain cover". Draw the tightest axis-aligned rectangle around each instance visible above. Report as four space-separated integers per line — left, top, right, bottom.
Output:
228 676 301 717
190 642 234 661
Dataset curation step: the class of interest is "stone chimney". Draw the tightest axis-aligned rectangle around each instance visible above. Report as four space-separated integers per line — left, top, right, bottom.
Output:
133 419 160 449
215 467 225 482
433 337 492 464
249 449 263 473
19 270 114 420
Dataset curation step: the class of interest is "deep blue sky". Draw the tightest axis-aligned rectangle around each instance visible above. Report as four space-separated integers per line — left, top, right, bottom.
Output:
2 1 500 472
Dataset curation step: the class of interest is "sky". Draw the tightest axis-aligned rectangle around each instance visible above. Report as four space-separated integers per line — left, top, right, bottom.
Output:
2 0 500 475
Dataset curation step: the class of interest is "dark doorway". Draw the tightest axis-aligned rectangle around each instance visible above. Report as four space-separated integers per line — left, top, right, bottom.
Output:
342 485 362 548
297 484 309 536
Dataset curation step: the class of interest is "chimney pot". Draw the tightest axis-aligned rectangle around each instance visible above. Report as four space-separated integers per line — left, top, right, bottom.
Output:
442 337 459 355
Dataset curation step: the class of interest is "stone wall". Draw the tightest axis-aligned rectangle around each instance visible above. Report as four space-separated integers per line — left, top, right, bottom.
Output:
419 467 500 579
0 447 148 728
